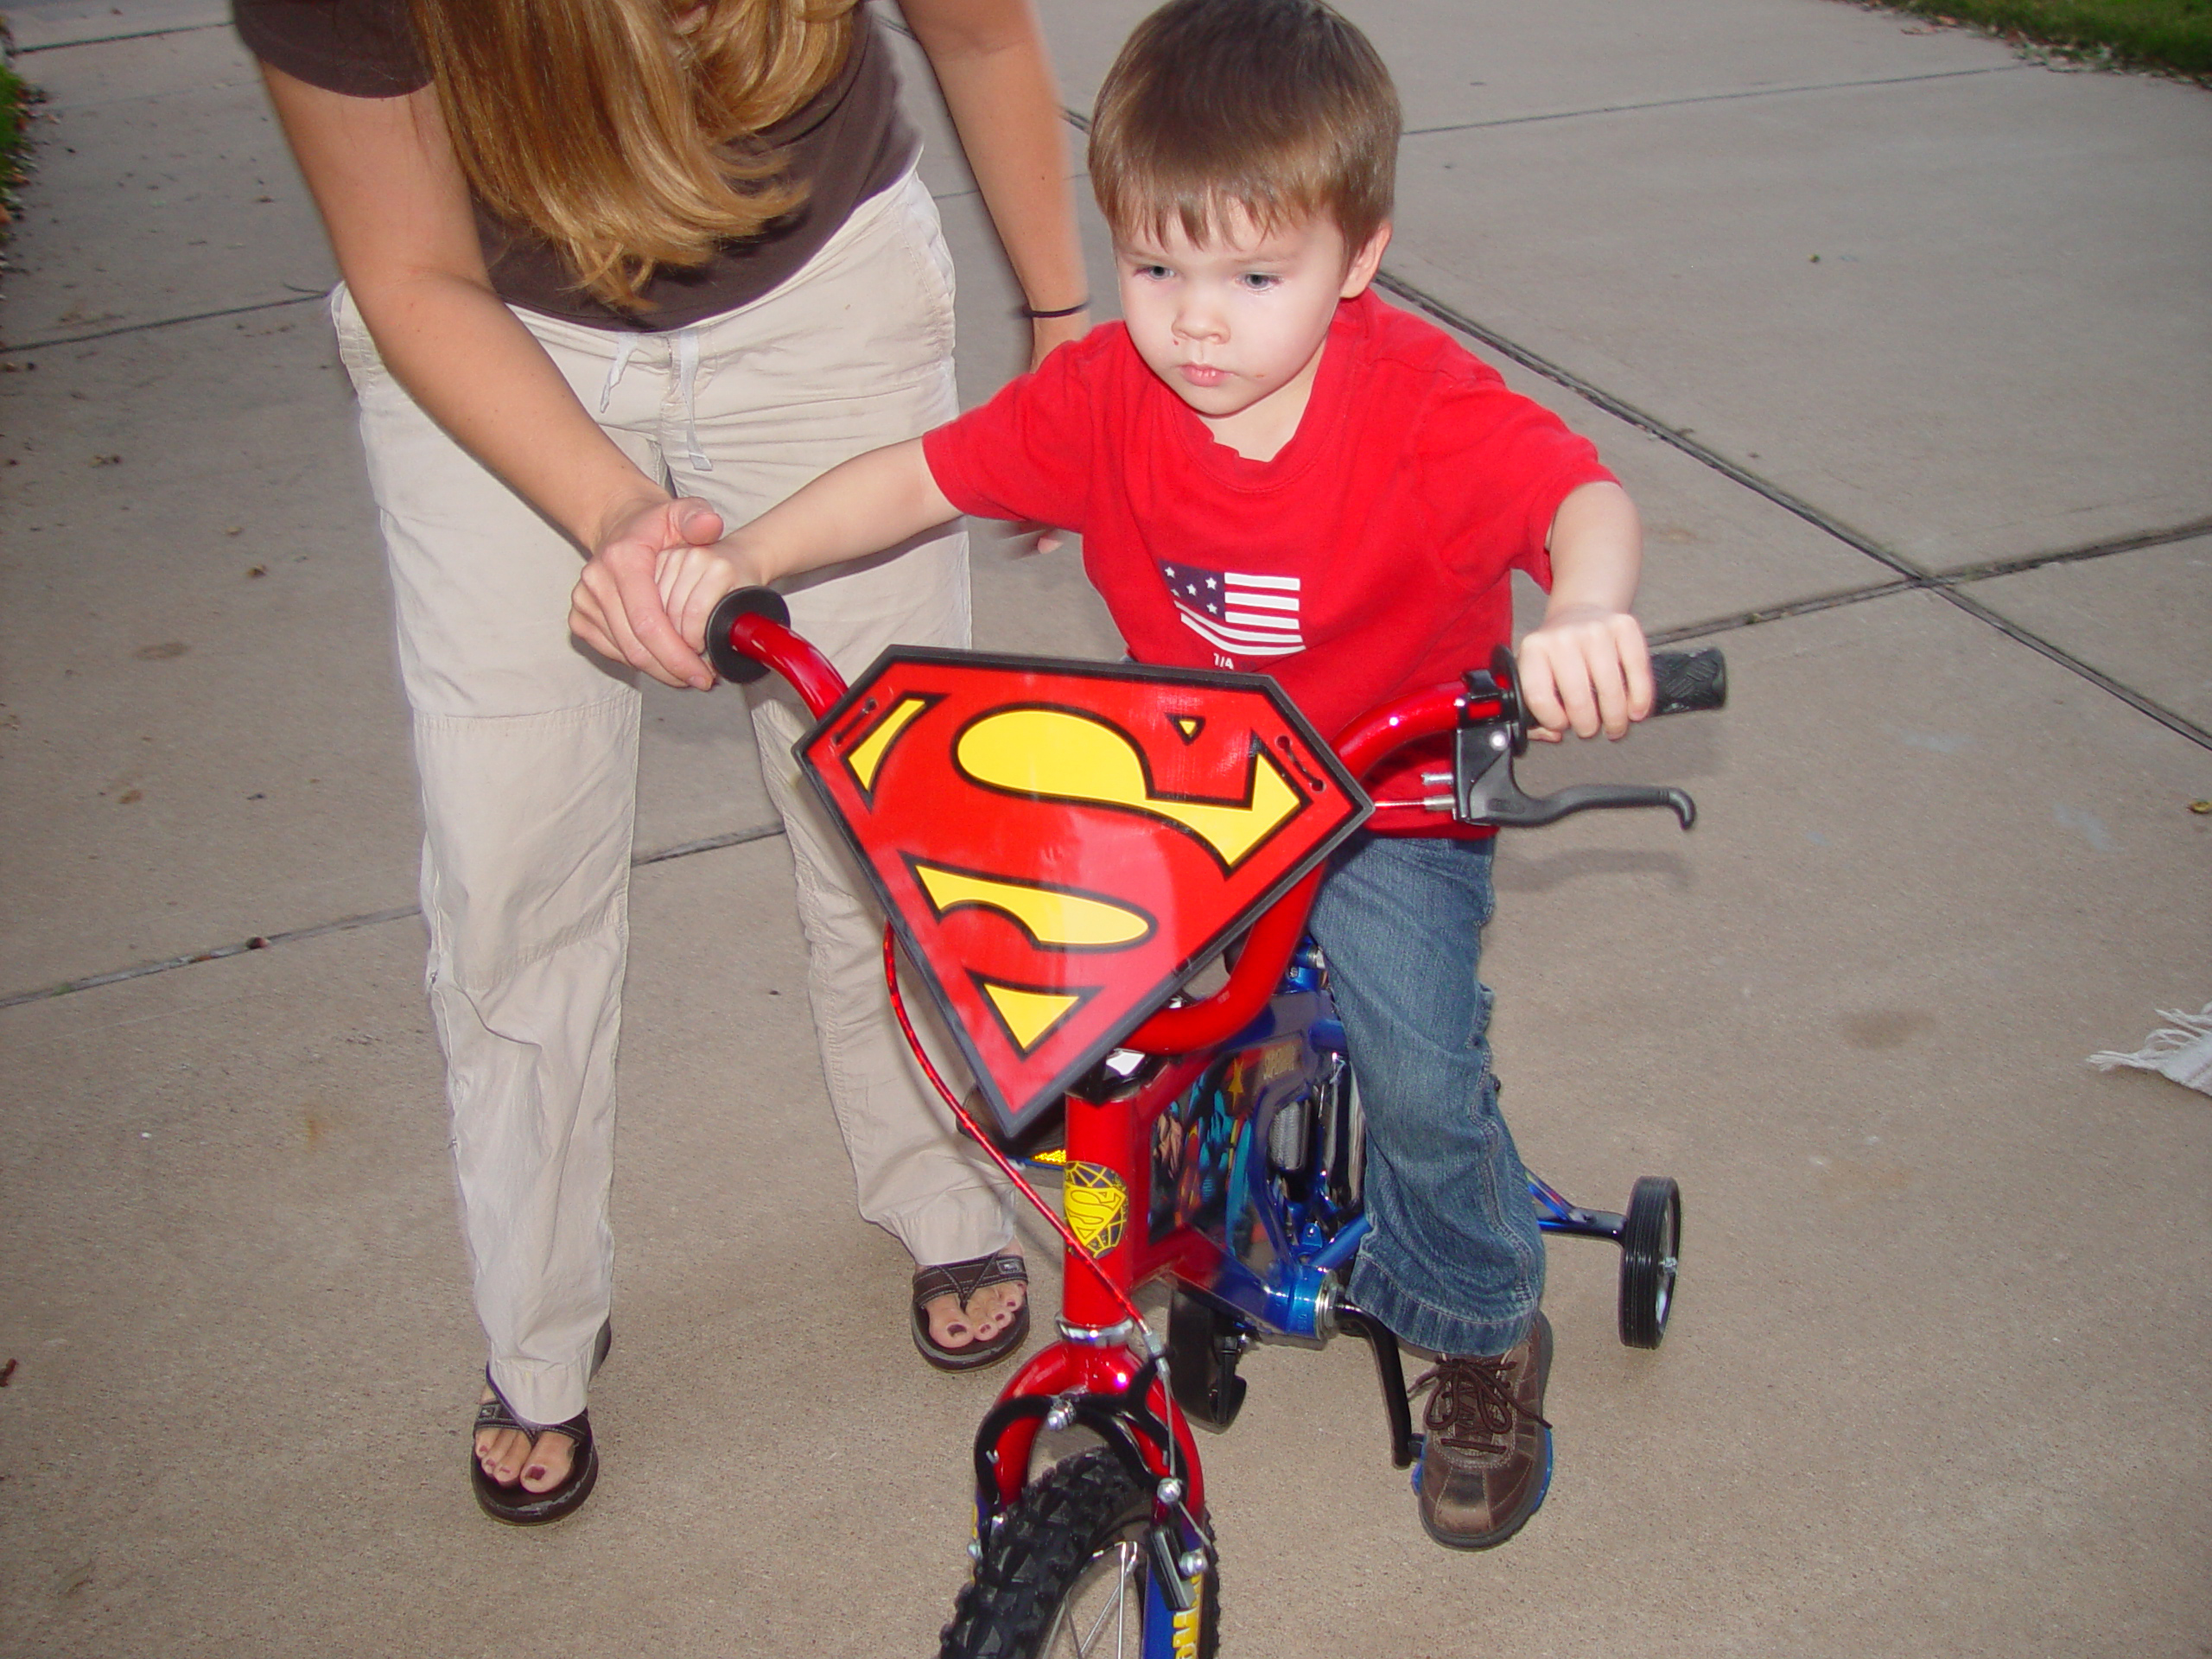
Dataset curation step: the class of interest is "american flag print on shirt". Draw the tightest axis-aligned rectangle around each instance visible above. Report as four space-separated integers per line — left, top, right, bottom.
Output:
1160 562 1304 658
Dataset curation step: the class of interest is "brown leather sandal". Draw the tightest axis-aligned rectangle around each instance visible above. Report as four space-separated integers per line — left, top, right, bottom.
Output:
911 1252 1030 1371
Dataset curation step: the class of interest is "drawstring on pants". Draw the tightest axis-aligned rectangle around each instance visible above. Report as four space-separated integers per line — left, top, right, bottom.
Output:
597 334 639 414
595 327 714 474
673 329 711 473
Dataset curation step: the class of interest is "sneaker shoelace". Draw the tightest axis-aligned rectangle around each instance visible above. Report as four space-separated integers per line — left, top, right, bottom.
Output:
1408 1354 1551 1459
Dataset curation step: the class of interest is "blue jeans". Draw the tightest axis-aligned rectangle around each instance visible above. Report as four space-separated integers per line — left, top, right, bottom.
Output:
1306 834 1544 1357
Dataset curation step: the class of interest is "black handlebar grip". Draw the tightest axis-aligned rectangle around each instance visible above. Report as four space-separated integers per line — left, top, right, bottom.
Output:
703 586 792 683
1649 648 1727 716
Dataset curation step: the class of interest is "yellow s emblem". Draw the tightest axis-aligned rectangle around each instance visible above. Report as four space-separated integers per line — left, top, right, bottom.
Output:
1063 1162 1128 1255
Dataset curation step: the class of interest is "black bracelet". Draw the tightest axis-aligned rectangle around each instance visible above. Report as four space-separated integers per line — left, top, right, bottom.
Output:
1018 297 1090 320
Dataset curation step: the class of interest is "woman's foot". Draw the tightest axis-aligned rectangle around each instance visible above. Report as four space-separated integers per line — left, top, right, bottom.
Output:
923 1277 1027 1351
912 1250 1030 1370
474 1385 576 1493
471 1322 610 1522
470 1378 599 1525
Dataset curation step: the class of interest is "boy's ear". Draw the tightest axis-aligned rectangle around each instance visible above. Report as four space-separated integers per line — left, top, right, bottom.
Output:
1338 222 1392 300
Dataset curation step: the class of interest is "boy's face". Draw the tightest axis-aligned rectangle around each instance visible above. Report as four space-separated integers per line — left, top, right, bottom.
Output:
1114 207 1389 458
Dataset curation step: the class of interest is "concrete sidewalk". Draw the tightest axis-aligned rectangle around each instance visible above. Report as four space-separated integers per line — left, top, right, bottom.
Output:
2 1 2207 1653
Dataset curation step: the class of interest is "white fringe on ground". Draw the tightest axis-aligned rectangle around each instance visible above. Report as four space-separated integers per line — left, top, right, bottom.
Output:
2088 1002 2212 1096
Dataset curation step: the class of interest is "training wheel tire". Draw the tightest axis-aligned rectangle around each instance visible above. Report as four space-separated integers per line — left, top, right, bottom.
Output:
1617 1175 1681 1350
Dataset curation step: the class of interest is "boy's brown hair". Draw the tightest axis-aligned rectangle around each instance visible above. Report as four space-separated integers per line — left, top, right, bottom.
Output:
1089 0 1400 255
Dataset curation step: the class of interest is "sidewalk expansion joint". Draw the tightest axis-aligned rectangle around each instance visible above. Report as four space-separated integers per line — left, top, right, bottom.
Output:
1 292 327 356
1402 64 2024 139
1371 269 2212 754
0 822 787 1013
11 20 230 54
1652 516 2212 644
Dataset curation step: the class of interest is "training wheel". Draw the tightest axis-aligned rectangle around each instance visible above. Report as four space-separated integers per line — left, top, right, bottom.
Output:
1617 1175 1681 1350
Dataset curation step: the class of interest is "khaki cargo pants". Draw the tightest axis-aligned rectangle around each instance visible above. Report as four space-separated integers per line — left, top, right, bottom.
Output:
335 169 1013 1427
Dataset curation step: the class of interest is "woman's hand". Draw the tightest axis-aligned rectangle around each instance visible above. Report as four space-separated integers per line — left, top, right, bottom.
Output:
1016 309 1088 552
569 494 728 689
1027 307 1090 370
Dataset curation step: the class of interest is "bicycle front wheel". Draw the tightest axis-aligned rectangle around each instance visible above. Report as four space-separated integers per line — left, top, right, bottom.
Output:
939 1448 1219 1659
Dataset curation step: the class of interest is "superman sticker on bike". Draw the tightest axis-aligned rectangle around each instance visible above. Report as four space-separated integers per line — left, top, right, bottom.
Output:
797 649 1368 1137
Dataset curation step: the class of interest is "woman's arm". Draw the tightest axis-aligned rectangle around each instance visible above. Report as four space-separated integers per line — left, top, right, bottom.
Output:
900 0 1090 365
262 66 723 688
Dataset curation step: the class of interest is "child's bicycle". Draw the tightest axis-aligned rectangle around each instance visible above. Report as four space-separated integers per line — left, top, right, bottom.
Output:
702 588 1726 1659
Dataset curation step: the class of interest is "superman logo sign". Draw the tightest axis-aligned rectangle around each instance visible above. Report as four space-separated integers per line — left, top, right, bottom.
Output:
798 649 1369 1138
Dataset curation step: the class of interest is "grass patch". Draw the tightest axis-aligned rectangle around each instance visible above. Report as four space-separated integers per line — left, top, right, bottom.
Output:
1888 0 2212 78
1 49 33 233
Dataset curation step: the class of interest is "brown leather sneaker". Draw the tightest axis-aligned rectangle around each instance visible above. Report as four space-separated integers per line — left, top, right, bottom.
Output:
1409 1311 1554 1549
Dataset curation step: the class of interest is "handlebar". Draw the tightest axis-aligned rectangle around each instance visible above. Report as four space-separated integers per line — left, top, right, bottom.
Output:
1440 645 1725 831
703 588 1724 1057
703 587 851 714
1458 645 1726 755
1141 645 1724 1048
1652 647 1728 718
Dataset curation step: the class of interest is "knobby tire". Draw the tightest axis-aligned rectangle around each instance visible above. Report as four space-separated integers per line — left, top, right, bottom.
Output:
939 1448 1219 1659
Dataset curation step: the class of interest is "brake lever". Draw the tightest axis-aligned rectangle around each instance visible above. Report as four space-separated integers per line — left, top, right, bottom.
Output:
1454 648 1697 830
1454 722 1695 828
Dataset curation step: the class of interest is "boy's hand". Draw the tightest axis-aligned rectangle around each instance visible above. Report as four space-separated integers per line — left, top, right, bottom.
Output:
1516 604 1653 741
570 494 726 690
654 540 760 658
573 436 956 676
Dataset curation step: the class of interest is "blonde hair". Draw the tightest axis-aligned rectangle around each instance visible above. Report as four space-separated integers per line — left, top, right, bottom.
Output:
1090 0 1398 256
408 0 859 310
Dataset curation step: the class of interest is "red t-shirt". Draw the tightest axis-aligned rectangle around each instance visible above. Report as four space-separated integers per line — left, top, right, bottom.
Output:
924 290 1613 811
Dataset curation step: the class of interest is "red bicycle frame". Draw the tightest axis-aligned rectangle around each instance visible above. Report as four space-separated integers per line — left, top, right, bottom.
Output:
725 608 1495 1517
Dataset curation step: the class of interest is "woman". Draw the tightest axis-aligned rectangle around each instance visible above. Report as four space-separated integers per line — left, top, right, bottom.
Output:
239 0 1089 1523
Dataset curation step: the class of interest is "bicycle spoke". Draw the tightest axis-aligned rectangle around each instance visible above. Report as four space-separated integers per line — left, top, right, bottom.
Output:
1061 1539 1142 1657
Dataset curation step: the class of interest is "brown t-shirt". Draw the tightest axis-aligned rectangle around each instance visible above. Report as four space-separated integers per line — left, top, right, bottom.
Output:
235 0 918 329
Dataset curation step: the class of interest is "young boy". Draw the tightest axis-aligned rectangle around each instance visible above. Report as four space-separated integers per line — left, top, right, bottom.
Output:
579 0 1653 1550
